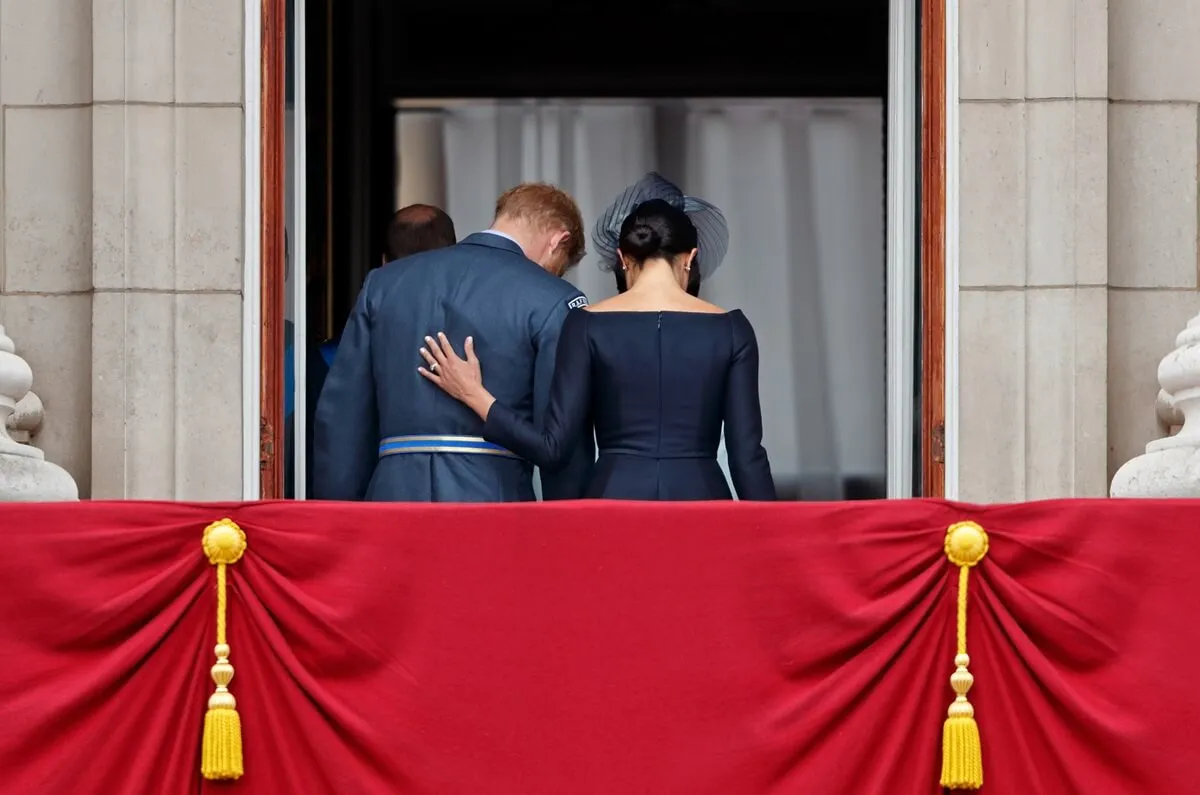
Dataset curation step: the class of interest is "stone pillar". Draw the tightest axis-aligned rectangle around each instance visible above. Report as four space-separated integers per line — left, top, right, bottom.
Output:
1106 1 1200 487
89 0 246 498
956 0 1110 500
0 0 95 494
0 325 78 501
0 1 247 499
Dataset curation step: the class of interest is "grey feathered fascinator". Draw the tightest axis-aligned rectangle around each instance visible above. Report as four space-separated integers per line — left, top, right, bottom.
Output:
592 172 730 280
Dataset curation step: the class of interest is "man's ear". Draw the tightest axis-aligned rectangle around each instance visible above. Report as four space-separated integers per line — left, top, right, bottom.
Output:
551 229 571 254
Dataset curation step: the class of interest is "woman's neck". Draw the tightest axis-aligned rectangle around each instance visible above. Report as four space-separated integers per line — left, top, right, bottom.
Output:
628 259 682 293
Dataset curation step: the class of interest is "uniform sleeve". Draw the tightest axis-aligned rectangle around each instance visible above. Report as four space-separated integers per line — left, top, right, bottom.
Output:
724 312 777 501
484 304 594 498
313 271 379 500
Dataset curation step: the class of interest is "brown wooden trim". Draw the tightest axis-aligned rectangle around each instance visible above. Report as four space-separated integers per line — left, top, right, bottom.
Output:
919 0 947 497
259 0 288 499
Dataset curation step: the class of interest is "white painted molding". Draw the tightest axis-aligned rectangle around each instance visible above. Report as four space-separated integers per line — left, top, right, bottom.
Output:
243 0 264 500
943 0 961 500
292 0 309 499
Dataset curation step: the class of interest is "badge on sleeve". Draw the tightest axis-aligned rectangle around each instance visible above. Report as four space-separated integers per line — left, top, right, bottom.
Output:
567 296 589 310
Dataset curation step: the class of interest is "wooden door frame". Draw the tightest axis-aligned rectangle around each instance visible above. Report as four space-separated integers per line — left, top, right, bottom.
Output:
252 2 951 499
919 0 947 498
258 0 288 499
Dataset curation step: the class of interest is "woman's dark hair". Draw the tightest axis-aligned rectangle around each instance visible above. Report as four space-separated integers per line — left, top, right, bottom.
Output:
612 198 701 294
618 199 698 262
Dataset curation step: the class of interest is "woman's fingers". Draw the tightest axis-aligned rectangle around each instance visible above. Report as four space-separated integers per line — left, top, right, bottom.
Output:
416 366 441 385
423 336 449 364
423 332 475 375
436 332 462 361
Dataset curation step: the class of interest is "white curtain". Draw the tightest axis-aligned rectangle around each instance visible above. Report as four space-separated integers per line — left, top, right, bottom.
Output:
399 99 886 500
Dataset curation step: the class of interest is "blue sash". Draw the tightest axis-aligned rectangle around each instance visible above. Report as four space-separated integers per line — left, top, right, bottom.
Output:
378 435 519 460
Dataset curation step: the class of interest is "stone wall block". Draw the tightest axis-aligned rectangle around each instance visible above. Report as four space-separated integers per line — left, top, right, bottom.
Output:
1108 103 1198 289
960 102 1026 287
960 0 1026 100
176 107 243 291
92 0 175 103
958 289 1027 501
3 107 93 293
92 104 176 290
91 290 242 499
1110 0 1200 102
1026 100 1107 286
0 0 93 105
1024 287 1108 497
0 293 92 493
176 0 243 104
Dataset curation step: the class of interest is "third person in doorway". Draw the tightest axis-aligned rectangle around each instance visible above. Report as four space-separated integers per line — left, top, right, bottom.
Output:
318 204 458 368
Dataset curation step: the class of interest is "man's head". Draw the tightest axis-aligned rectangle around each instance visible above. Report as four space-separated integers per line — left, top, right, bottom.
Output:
490 183 585 277
382 204 457 264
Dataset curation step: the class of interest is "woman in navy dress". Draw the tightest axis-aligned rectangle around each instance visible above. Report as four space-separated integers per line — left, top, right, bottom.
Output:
419 187 776 501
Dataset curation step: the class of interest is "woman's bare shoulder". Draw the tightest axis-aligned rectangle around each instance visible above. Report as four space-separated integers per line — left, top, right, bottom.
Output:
678 295 729 314
584 293 729 314
583 295 633 313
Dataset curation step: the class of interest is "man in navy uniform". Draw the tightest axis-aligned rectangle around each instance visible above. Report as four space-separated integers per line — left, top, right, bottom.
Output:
312 183 593 502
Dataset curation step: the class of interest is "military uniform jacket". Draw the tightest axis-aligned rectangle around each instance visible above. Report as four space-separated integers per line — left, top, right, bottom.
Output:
313 232 594 502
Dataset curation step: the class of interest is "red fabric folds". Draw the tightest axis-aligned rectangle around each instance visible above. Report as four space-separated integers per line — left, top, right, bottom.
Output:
0 498 1195 794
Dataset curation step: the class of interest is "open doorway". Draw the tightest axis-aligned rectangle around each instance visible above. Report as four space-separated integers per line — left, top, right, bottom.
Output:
272 1 919 501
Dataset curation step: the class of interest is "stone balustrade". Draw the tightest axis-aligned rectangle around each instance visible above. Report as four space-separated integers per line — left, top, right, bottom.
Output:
1111 312 1200 498
0 325 78 501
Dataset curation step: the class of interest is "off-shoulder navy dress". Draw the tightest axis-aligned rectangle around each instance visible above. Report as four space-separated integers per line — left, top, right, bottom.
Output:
483 309 776 501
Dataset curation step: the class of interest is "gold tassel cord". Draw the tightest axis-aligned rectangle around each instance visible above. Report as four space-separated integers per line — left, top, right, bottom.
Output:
940 521 989 791
201 518 248 781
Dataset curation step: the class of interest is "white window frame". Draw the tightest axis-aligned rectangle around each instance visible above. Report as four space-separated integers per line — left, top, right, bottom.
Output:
243 0 263 499
885 0 919 498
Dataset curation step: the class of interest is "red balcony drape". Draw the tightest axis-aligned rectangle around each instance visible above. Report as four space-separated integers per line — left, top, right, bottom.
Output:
0 498 1194 794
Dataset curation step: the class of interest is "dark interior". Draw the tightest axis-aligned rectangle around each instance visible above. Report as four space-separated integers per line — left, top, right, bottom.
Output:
288 0 896 499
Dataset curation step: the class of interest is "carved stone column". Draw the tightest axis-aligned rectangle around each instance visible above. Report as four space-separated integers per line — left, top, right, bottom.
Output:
1111 312 1200 497
0 326 79 501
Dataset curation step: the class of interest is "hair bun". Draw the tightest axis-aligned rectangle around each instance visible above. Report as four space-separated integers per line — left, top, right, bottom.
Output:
622 222 661 259
614 198 697 266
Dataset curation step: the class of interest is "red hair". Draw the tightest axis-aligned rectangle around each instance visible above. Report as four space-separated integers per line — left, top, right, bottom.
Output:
495 183 586 265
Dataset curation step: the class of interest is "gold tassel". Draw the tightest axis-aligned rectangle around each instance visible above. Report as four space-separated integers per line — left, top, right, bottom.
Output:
940 521 989 790
201 519 248 781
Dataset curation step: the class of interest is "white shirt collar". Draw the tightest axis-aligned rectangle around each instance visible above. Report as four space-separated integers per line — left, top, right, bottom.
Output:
479 229 518 244
479 229 530 258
